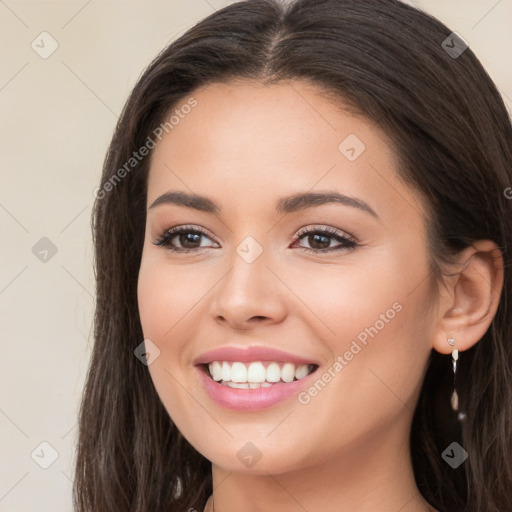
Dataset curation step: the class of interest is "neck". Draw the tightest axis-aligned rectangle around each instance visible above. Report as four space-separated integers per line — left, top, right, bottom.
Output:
205 421 436 512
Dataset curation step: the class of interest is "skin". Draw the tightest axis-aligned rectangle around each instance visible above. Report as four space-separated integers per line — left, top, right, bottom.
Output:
137 80 504 512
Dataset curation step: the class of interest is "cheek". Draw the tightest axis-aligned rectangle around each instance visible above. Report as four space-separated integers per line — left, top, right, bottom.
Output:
285 249 411 349
137 255 197 343
286 248 432 412
136 255 201 430
137 262 168 341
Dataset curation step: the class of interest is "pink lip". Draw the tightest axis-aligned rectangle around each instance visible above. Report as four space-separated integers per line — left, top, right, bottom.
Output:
195 365 319 411
193 346 320 411
193 346 318 366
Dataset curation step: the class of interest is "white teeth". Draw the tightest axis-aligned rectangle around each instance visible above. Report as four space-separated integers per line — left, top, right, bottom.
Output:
210 361 222 381
266 362 281 382
281 362 295 383
206 360 315 385
221 361 231 381
226 381 274 389
247 361 266 382
252 382 272 388
227 381 250 389
294 364 310 380
231 362 247 383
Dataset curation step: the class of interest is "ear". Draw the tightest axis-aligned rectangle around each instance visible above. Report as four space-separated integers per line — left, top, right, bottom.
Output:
432 239 504 355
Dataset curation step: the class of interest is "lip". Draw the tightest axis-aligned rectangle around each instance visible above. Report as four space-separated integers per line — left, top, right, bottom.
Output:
195 364 319 411
193 345 319 366
193 344 321 411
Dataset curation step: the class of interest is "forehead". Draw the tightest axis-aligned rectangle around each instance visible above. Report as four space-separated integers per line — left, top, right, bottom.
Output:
153 79 377 164
146 79 426 227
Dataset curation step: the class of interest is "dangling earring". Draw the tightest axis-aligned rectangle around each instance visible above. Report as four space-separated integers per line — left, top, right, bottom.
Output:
448 337 466 422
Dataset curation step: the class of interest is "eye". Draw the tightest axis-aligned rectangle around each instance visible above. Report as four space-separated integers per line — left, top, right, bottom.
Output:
153 225 358 254
291 226 358 253
152 225 219 253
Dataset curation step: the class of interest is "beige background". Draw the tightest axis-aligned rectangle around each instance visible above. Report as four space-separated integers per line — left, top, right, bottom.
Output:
0 0 510 510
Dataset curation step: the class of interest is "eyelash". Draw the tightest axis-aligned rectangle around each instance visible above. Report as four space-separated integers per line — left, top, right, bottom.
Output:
152 224 358 254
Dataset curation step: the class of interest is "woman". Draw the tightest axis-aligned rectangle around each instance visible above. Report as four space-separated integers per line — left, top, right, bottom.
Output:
74 1 512 511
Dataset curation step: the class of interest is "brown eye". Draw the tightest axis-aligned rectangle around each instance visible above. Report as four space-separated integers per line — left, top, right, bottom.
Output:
177 232 202 249
304 233 331 250
153 226 218 252
293 227 357 253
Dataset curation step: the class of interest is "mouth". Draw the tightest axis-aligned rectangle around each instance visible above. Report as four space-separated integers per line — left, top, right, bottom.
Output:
198 361 319 389
193 346 321 410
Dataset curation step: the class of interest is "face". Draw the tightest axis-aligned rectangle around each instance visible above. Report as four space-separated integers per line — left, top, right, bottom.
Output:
137 80 438 475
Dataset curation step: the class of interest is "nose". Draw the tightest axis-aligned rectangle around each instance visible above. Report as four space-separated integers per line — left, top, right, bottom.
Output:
211 246 287 330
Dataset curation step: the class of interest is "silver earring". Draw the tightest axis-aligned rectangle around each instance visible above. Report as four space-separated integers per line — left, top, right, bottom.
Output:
448 337 466 422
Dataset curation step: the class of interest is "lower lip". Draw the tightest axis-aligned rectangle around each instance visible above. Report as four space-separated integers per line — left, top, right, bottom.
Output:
195 365 318 411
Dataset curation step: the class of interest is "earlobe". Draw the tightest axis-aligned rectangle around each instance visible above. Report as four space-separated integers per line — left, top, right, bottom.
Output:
431 239 504 355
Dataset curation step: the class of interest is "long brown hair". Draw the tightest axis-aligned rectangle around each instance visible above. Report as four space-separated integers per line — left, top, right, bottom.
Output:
74 1 512 510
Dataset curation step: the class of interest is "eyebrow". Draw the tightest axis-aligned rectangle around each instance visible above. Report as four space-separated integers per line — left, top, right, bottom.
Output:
148 190 380 220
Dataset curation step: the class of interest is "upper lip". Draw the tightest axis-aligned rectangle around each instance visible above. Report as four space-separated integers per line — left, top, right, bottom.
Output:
193 346 319 366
